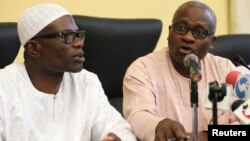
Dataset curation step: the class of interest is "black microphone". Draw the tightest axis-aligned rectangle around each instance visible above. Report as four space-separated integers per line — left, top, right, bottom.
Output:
183 53 202 82
234 55 250 70
231 99 245 112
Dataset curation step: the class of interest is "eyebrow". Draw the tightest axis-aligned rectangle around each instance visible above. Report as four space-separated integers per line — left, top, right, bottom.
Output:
63 29 80 32
180 22 210 31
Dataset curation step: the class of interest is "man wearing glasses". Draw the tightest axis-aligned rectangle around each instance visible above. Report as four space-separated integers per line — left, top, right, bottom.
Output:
0 3 136 141
123 1 239 141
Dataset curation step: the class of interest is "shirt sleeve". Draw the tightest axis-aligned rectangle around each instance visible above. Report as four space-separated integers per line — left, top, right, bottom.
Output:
123 58 165 141
0 92 5 141
90 76 137 141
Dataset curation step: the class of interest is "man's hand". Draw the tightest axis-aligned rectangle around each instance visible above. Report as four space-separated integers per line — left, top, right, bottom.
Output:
154 118 189 141
102 133 121 141
186 131 208 141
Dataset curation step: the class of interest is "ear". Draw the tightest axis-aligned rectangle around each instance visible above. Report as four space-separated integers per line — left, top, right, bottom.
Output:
167 25 172 40
24 40 42 58
209 36 217 50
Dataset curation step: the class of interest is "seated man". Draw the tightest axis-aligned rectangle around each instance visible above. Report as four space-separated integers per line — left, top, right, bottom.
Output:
123 1 239 141
0 3 136 141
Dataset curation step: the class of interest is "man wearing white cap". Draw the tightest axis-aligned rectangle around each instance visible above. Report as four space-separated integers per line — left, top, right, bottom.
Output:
0 3 136 141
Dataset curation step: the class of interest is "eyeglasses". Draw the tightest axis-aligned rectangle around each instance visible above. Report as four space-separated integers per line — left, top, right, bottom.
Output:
172 23 213 39
31 30 86 44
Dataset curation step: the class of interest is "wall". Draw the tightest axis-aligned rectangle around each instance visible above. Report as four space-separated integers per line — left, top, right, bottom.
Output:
0 0 229 62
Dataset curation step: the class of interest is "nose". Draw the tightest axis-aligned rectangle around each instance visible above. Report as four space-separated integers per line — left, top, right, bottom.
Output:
72 38 84 48
182 30 195 42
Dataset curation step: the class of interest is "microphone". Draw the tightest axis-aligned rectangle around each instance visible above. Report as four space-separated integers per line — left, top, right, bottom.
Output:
205 82 232 110
183 53 202 82
226 68 250 100
231 99 250 124
226 68 250 124
231 99 245 112
234 55 250 70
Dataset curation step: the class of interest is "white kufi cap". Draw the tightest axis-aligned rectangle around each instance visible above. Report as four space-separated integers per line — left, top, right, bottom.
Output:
17 3 70 46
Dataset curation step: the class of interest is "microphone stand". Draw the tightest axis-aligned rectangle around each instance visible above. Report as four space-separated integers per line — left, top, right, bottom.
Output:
208 81 227 125
211 95 218 125
191 80 199 141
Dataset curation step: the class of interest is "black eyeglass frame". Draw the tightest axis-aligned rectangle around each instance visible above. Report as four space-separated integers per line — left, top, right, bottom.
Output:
30 30 87 44
172 22 214 39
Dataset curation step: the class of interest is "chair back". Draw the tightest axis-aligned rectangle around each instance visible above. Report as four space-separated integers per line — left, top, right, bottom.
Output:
73 15 162 113
0 22 21 68
210 34 250 65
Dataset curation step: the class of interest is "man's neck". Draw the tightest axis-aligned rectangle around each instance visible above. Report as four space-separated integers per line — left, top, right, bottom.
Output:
25 62 64 94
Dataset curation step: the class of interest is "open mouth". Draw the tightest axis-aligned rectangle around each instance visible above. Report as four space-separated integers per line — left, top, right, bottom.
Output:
179 46 193 55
